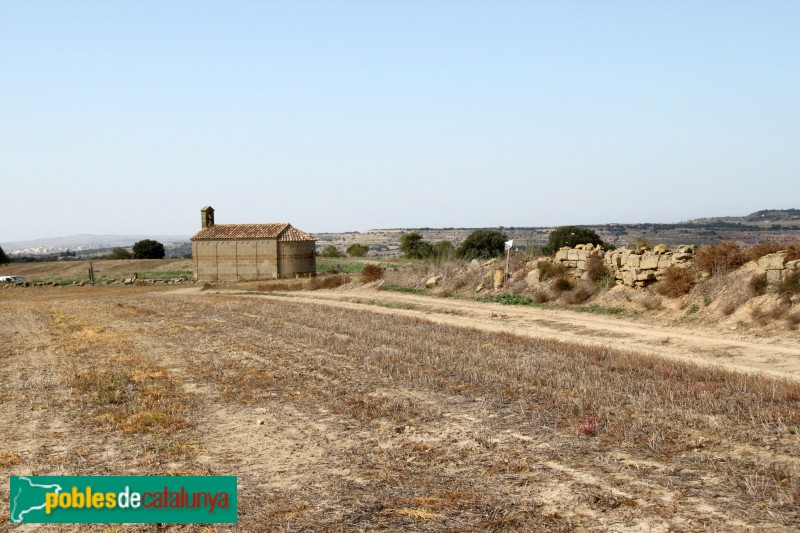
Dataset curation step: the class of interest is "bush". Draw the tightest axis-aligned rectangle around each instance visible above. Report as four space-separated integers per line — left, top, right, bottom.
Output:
132 240 165 259
361 264 384 282
585 255 609 283
311 274 349 290
0 245 8 265
537 261 568 281
747 240 800 262
106 247 132 260
653 267 695 298
346 244 369 257
749 273 768 296
551 276 574 293
564 282 595 304
320 245 345 258
542 226 606 255
640 294 662 310
400 232 434 259
695 241 747 276
777 272 800 298
456 230 508 260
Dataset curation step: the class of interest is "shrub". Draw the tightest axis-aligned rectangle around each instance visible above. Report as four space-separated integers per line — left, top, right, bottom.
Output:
346 244 369 257
537 261 568 281
361 264 384 283
551 277 574 293
0 245 7 265
585 255 609 283
542 226 606 255
653 267 695 298
311 274 349 290
532 291 551 303
777 271 800 298
400 232 434 259
320 245 345 258
640 294 662 310
456 230 508 260
565 283 595 304
749 273 768 296
695 241 747 276
132 239 165 259
747 239 800 262
106 247 132 260
720 302 737 316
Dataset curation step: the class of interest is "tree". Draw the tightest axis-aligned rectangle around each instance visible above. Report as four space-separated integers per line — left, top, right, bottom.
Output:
0 245 8 265
457 230 508 259
399 232 433 259
132 239 165 259
346 243 369 257
106 247 132 260
320 244 344 258
543 226 605 254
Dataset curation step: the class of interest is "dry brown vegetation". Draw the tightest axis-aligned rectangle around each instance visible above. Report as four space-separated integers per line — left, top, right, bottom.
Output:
653 266 696 298
1 285 799 530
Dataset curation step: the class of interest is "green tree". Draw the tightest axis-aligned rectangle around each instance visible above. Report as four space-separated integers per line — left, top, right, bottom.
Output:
346 243 369 257
107 247 132 260
320 244 344 258
0 245 8 265
543 226 605 254
457 230 508 259
399 232 433 259
132 239 165 259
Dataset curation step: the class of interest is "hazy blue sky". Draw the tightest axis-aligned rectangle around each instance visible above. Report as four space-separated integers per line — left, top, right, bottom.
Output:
2 1 798 241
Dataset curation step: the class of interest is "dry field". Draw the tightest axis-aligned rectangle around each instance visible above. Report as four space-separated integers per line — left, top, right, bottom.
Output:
2 285 800 531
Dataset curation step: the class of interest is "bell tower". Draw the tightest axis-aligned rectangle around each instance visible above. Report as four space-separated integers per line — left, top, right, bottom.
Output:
201 206 215 229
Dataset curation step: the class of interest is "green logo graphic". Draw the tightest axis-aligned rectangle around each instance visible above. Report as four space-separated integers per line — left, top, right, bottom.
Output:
9 476 237 524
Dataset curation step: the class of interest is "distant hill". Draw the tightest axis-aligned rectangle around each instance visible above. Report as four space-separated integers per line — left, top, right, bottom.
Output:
1 234 190 255
317 209 800 257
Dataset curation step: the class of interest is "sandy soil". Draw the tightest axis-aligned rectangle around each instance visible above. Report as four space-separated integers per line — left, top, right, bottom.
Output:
1 285 799 531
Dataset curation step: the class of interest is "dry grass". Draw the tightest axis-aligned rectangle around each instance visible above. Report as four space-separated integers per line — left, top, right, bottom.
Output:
696 241 749 276
2 288 799 530
653 266 696 297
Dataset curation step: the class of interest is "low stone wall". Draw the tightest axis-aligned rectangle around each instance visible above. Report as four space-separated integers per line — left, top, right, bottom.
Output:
549 243 696 288
757 252 800 284
545 245 799 289
603 245 696 287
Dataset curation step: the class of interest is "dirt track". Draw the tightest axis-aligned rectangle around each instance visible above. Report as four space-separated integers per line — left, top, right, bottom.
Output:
269 285 800 381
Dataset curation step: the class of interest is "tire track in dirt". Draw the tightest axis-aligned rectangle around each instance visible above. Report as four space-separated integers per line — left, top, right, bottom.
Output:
266 287 800 381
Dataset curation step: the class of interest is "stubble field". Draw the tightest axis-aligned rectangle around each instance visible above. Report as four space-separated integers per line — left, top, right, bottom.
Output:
1 285 799 531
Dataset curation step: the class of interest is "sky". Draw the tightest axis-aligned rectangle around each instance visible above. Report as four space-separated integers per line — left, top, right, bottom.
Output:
2 1 799 242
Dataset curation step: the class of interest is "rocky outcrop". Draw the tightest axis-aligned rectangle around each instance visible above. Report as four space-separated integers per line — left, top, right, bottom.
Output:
758 252 800 284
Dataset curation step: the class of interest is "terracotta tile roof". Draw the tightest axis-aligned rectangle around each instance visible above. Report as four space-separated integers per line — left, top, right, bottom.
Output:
191 223 315 242
278 226 316 242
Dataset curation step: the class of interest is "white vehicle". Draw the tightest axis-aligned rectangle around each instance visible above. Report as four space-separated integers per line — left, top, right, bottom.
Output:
0 275 27 283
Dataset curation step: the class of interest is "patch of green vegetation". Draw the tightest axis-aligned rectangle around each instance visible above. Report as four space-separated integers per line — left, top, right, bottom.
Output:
573 304 624 315
315 258 364 273
137 270 193 279
686 303 700 314
475 294 534 306
381 284 428 295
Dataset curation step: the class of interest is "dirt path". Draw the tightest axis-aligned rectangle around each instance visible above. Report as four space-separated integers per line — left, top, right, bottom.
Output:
253 286 800 381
